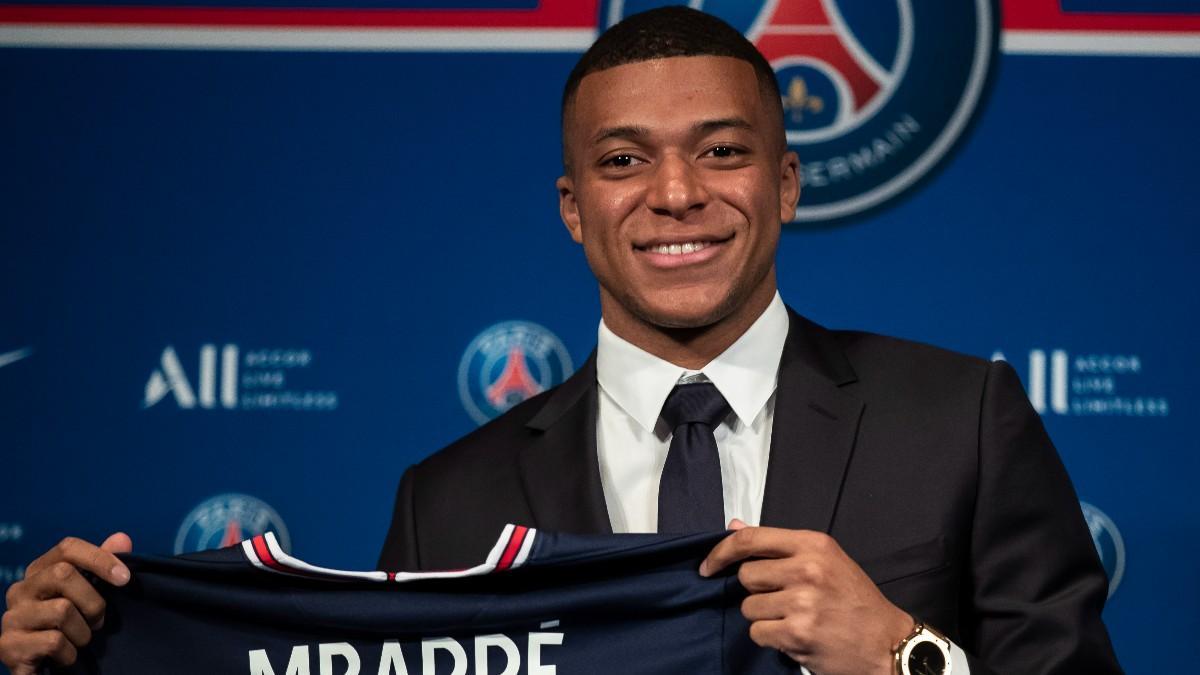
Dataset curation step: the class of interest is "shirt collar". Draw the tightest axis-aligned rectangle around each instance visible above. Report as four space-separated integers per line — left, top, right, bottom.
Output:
596 292 789 433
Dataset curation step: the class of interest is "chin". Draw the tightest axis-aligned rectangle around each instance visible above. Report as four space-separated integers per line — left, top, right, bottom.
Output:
632 290 739 330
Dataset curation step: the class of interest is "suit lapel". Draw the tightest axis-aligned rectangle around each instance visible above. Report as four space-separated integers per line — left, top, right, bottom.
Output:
518 352 613 534
760 309 864 534
515 309 861 536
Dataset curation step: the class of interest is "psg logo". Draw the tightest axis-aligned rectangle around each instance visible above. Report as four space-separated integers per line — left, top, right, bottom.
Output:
601 0 998 224
174 493 291 555
1080 501 1125 599
458 321 573 425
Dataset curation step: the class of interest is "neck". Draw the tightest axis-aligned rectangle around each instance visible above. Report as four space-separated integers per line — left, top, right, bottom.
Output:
601 277 778 370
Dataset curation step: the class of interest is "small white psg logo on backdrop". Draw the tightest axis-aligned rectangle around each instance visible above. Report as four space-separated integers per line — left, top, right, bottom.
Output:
1080 501 1125 599
174 493 291 555
458 321 573 425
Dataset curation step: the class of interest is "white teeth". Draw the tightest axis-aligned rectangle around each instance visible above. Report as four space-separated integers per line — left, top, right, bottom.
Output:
651 241 709 256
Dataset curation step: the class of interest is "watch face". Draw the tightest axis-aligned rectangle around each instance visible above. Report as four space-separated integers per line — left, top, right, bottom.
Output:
908 640 947 675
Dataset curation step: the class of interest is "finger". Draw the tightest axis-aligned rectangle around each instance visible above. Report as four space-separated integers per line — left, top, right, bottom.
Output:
741 591 787 621
27 562 108 629
0 630 79 669
0 631 28 674
740 587 819 622
6 663 37 675
700 527 802 577
35 537 130 587
5 578 33 608
747 618 813 656
751 614 821 659
100 532 133 555
735 558 796 593
728 518 748 530
38 629 80 666
4 598 93 648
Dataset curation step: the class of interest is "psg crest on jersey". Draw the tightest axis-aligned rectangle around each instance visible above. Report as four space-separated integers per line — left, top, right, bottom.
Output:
601 0 999 224
1080 501 1125 599
458 321 573 425
174 493 291 555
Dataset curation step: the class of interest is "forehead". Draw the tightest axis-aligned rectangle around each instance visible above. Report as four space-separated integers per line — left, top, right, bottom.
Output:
568 56 767 140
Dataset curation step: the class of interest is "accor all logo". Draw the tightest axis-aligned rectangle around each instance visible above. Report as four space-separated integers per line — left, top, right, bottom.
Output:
143 344 338 412
992 348 1169 417
144 344 239 409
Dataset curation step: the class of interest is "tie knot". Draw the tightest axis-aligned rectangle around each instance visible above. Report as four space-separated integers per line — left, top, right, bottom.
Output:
660 382 731 431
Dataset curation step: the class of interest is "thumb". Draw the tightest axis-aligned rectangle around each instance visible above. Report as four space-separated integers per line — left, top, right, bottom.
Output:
100 532 133 554
727 518 748 531
100 532 133 585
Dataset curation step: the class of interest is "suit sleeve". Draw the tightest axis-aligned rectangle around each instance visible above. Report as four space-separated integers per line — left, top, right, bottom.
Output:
377 466 421 571
963 360 1121 673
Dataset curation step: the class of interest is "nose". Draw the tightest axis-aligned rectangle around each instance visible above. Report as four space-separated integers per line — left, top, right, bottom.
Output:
645 153 709 220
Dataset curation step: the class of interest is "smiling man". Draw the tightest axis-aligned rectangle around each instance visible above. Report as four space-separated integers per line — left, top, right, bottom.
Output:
374 7 1121 675
0 7 1122 675
557 54 789 366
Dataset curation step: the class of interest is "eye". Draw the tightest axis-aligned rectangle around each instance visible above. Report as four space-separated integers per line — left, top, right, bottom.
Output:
706 145 741 158
603 154 644 168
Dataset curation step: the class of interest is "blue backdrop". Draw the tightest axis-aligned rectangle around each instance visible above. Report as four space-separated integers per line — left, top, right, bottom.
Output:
2 0 1198 671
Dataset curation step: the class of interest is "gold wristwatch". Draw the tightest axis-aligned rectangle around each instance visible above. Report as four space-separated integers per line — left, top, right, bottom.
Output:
892 621 952 675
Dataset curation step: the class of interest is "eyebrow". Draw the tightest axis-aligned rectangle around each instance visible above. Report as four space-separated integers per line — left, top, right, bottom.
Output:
694 117 755 134
589 117 755 146
590 124 651 145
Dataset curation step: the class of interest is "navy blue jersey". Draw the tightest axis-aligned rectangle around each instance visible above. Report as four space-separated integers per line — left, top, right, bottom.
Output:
57 526 795 674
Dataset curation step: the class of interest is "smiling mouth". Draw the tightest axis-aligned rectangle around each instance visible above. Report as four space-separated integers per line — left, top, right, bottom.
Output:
645 240 711 256
634 234 733 268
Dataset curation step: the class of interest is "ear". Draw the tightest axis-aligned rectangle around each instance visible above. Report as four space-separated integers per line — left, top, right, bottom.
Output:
557 174 584 244
778 150 801 223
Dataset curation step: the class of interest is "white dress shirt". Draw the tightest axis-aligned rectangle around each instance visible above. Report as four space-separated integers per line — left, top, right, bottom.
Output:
593 291 971 674
596 292 787 533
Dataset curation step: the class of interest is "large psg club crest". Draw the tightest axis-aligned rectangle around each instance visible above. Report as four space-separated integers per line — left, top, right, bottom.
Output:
602 0 999 224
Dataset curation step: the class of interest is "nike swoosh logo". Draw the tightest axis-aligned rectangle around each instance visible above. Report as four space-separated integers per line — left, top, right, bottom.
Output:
0 347 33 369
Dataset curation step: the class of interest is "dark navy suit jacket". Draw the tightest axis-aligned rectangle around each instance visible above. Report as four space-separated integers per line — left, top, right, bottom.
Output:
379 309 1122 675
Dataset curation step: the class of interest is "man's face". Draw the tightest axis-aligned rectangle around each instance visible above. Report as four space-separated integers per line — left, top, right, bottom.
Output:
558 55 799 331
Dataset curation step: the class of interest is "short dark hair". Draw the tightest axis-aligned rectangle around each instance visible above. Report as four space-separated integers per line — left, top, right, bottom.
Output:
561 6 785 164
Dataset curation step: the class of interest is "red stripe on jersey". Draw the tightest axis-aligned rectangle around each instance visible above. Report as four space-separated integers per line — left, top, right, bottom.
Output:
251 535 286 571
496 525 528 571
251 535 339 580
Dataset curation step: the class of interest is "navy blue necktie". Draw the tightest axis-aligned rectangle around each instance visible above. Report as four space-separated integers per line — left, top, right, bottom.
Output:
657 382 731 533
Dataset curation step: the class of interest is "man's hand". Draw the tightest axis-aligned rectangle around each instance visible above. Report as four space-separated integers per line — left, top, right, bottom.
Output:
0 533 132 675
701 521 913 675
